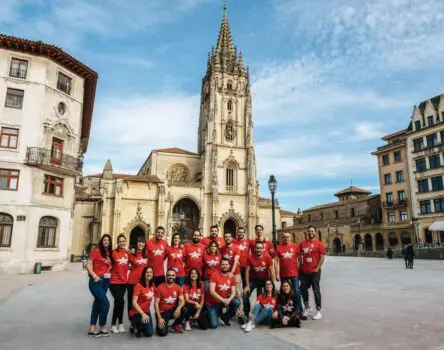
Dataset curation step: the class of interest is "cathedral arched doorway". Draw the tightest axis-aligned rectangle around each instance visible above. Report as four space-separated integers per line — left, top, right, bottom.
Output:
364 233 373 251
353 234 362 251
333 237 342 254
130 226 145 249
172 198 200 241
223 218 237 235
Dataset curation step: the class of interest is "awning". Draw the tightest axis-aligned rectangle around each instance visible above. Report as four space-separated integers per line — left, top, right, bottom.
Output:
428 221 444 231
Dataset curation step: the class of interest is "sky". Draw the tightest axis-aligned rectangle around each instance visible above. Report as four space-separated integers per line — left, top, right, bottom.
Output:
2 0 444 212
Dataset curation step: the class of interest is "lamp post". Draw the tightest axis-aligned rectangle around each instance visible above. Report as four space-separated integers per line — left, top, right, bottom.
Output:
268 175 278 248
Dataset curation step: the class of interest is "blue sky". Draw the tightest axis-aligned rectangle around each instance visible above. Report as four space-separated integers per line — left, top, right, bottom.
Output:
2 0 444 211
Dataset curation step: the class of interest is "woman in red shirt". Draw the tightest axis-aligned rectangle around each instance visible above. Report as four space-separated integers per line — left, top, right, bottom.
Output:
202 241 221 291
183 268 208 331
128 237 148 322
166 233 186 286
86 234 113 337
110 234 129 333
243 279 277 332
129 266 156 338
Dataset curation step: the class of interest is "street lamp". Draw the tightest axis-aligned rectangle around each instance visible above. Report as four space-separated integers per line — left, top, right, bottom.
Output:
268 175 278 248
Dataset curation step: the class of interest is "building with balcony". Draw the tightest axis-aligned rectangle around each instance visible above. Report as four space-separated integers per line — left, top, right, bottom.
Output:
0 34 98 273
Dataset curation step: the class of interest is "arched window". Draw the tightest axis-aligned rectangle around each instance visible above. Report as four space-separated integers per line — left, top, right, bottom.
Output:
227 100 233 111
0 213 13 247
225 162 237 191
37 216 58 248
227 81 233 90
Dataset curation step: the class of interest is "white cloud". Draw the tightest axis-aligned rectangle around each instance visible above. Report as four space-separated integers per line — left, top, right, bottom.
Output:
354 122 385 141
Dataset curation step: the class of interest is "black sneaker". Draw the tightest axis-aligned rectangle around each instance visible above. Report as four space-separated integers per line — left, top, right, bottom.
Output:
221 314 231 327
129 325 135 335
96 330 109 338
87 331 95 337
300 314 307 321
238 316 245 325
135 330 142 338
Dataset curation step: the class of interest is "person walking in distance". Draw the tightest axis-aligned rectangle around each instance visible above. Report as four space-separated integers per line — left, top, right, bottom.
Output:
206 258 240 328
234 227 249 323
85 234 112 337
154 269 185 336
243 279 277 332
201 225 225 248
406 243 415 269
128 266 155 338
167 233 186 286
275 231 305 319
243 241 275 318
300 225 326 320
202 241 221 290
270 280 301 329
183 268 208 331
146 226 168 286
110 234 129 333
250 225 274 257
184 231 205 277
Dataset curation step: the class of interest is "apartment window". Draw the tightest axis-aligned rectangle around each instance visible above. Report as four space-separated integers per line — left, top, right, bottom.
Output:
413 138 424 152
0 127 19 149
415 120 421 131
427 133 438 147
418 179 429 193
350 208 355 217
398 190 405 202
0 169 19 190
43 175 64 196
416 158 427 171
282 222 287 228
9 58 28 79
400 211 408 222
5 88 24 109
387 212 395 223
429 155 441 169
394 151 401 162
382 154 389 165
335 210 339 219
427 115 434 127
420 200 432 214
396 171 404 182
50 138 64 165
0 213 13 247
57 72 72 95
431 176 443 191
384 173 392 184
434 198 444 212
386 192 394 204
37 216 58 248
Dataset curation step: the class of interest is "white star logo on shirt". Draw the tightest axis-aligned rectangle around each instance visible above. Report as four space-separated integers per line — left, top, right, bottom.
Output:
191 291 201 300
218 283 230 291
164 296 177 304
146 291 154 299
238 244 247 251
283 304 294 312
117 257 128 265
254 266 266 272
282 251 294 259
223 254 232 260
190 251 201 259
153 248 164 256
136 258 147 265
172 253 183 259
263 303 274 309
207 259 219 266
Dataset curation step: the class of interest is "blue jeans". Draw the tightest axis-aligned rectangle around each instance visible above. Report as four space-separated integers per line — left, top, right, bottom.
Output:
207 299 240 329
89 277 110 326
176 277 185 286
282 276 303 314
203 278 209 292
243 279 266 315
251 304 272 325
130 312 153 337
156 307 185 337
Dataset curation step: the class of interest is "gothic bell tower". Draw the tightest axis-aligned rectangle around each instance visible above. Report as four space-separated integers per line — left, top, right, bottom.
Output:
198 5 258 236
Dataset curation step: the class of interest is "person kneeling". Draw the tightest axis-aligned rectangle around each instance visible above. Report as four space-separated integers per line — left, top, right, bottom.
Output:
270 280 301 329
129 267 155 338
183 268 208 331
243 279 277 332
154 269 185 336
206 258 240 328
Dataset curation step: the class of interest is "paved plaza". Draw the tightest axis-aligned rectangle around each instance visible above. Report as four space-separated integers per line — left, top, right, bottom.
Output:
0 257 443 350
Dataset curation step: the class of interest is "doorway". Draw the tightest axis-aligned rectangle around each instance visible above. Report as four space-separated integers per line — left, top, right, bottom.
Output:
223 218 237 235
130 226 145 249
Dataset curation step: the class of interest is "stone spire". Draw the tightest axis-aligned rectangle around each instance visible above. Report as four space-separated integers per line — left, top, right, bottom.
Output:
102 159 113 180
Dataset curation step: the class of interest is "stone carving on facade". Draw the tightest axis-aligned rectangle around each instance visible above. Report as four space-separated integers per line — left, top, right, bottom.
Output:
159 185 166 195
218 208 246 228
135 202 143 221
224 119 236 141
167 164 189 183
43 118 76 140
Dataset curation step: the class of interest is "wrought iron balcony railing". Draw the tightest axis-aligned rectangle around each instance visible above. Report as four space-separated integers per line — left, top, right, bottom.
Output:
383 199 408 208
25 147 82 175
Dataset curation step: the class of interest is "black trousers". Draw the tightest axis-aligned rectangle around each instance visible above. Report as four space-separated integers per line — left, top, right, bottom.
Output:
270 315 301 328
156 307 185 337
153 276 166 287
184 304 209 330
127 284 134 317
300 271 322 310
109 284 127 325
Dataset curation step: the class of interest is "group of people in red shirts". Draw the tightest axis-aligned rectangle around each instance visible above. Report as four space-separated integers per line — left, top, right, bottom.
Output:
85 224 326 338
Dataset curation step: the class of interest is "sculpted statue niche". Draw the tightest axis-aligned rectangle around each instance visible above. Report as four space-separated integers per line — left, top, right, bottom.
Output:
225 120 236 142
167 164 189 184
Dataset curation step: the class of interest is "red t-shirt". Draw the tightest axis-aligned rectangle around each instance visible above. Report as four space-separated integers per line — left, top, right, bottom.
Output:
206 271 235 305
276 243 300 278
146 239 167 277
220 244 241 275
184 243 205 275
249 239 275 257
183 283 205 303
128 252 148 285
129 282 155 317
110 249 129 284
248 253 273 280
166 246 186 277
89 247 111 277
300 239 326 274
234 239 249 267
257 293 277 310
155 282 183 313
202 252 221 279
200 236 225 248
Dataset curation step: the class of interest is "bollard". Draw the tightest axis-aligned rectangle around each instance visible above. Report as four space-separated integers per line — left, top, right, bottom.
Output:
34 262 42 274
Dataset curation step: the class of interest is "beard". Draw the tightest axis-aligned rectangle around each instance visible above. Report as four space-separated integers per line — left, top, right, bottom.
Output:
192 238 200 244
167 277 175 284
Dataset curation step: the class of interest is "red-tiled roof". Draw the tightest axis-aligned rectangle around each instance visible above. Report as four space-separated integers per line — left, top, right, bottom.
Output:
280 209 298 217
334 186 371 197
0 34 98 153
258 196 272 202
88 173 162 183
153 147 198 156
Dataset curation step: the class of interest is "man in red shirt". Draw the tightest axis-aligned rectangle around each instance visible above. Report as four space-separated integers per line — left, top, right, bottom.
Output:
220 232 241 312
201 225 225 248
155 269 185 336
146 226 168 286
206 258 240 328
300 225 326 320
249 224 274 257
184 231 205 275
243 241 275 317
275 231 305 319
233 227 250 323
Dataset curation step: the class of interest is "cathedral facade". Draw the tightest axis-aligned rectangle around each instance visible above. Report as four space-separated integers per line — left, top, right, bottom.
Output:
71 8 292 256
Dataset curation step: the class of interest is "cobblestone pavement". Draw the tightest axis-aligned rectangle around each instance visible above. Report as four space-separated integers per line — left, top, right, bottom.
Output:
1 257 443 350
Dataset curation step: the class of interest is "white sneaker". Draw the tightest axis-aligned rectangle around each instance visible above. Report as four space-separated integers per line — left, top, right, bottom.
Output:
118 324 125 333
185 321 191 331
302 308 312 318
312 311 322 320
111 325 119 333
241 323 248 330
244 321 255 332
218 318 226 327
